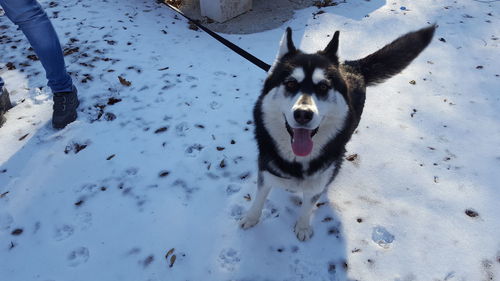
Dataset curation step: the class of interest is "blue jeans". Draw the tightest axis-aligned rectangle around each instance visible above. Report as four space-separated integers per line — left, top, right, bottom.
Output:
0 0 73 93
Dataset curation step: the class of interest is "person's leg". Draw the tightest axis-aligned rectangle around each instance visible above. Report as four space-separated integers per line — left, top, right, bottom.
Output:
0 76 13 127
0 0 72 93
0 0 78 128
0 77 12 111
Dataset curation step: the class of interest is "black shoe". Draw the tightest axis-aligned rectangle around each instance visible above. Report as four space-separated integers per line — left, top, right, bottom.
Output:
0 87 13 128
52 86 79 129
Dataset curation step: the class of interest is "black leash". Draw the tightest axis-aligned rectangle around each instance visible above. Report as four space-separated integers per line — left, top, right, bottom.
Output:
160 1 271 72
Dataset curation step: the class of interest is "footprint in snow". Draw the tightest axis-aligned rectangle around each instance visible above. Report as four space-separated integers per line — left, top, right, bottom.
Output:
185 75 197 82
264 198 279 214
75 212 92 230
67 246 90 267
124 167 139 177
230 204 244 220
226 184 241 195
175 122 189 137
54 224 75 241
210 101 221 110
218 248 240 272
185 144 204 157
172 179 199 200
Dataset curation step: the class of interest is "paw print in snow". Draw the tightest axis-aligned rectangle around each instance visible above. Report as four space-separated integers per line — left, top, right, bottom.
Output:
185 144 204 157
219 248 240 272
54 224 75 241
75 212 92 230
175 122 189 137
210 101 221 110
230 204 244 220
226 184 241 195
67 246 90 267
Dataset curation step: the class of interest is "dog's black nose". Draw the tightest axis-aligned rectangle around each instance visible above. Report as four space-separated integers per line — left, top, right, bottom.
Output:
294 109 313 125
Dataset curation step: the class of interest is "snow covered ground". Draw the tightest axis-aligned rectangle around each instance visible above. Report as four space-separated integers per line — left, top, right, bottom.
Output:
1 0 499 280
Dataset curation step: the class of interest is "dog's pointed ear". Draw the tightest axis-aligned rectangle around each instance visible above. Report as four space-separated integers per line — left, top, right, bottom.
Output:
345 24 436 86
279 27 296 58
268 27 296 74
322 31 340 63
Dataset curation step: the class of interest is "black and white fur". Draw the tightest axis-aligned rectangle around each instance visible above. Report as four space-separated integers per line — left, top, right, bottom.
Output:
240 25 436 241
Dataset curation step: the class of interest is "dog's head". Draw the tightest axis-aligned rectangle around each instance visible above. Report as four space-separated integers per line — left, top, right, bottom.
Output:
259 26 435 159
261 28 348 158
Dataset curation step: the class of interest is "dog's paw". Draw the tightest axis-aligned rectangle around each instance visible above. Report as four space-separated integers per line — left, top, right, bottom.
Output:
240 215 259 229
294 223 313 241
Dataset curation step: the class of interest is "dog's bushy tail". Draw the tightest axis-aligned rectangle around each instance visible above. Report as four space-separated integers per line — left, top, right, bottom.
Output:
346 25 436 87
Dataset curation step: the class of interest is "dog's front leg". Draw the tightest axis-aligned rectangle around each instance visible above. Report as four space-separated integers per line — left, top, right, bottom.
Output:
294 191 321 241
240 173 271 229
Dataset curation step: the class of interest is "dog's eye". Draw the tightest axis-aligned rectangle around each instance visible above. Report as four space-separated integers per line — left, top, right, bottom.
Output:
316 82 330 94
285 80 299 91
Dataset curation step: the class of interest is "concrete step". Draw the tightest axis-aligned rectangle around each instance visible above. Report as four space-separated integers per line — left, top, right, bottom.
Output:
200 0 252 23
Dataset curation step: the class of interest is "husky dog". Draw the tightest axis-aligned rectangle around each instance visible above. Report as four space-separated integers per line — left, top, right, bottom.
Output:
240 25 436 241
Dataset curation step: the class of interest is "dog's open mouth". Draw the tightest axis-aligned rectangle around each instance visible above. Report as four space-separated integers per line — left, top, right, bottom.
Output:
286 120 319 157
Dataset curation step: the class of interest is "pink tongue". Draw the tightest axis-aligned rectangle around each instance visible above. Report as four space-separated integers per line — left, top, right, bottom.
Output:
291 128 313 156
